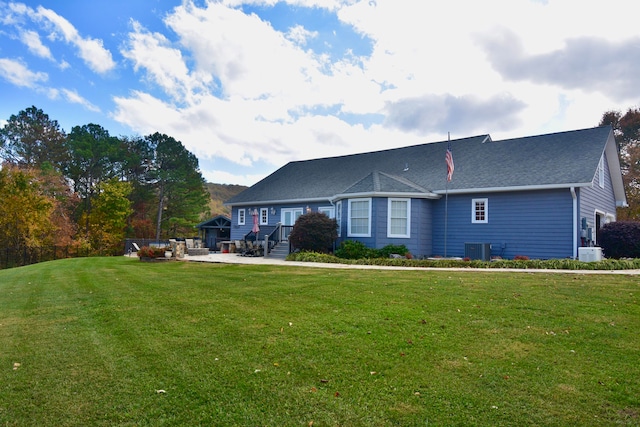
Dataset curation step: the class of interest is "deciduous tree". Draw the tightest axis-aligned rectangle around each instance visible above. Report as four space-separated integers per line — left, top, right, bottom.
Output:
0 165 55 250
83 178 133 252
288 212 338 253
600 108 640 220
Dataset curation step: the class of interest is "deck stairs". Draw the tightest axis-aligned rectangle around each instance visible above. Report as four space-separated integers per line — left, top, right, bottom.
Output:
268 242 290 260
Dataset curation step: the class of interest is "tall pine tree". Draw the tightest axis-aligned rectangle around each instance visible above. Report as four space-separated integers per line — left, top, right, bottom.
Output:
144 133 210 240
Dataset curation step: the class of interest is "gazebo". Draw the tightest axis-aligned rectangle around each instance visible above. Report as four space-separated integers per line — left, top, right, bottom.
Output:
196 215 231 251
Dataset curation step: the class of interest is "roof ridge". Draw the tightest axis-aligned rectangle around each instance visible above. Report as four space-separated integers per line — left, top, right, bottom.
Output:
492 125 610 144
377 171 431 193
372 170 381 192
288 134 492 165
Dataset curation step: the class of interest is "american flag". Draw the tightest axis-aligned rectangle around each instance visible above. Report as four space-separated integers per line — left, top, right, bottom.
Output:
445 140 454 182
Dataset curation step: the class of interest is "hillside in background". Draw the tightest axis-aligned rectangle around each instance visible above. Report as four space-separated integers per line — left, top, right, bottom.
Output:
206 183 247 217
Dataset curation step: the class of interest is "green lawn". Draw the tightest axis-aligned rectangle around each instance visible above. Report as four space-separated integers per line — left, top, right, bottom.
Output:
1 257 639 426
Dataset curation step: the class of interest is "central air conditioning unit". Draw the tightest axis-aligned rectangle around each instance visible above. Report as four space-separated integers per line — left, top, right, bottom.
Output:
464 243 491 261
578 247 602 262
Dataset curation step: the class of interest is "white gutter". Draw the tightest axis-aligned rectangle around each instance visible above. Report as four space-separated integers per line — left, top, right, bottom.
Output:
571 187 577 259
224 197 332 207
434 182 593 195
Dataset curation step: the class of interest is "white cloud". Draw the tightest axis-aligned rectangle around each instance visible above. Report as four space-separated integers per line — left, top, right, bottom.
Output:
202 168 266 187
35 6 116 74
3 3 116 74
105 0 640 184
20 29 53 59
286 25 318 45
0 57 47 87
121 20 209 103
222 0 343 9
164 2 325 101
61 88 101 112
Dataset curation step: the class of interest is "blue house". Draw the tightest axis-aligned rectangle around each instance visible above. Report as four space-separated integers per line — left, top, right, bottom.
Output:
225 126 627 259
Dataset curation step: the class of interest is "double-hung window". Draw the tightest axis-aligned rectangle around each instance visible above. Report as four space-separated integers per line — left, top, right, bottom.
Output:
260 208 268 225
348 198 371 237
472 198 488 223
238 208 246 225
387 198 410 238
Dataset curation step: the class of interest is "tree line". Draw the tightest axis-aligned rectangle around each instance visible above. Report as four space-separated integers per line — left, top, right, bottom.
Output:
599 107 640 221
1 105 638 257
0 106 210 255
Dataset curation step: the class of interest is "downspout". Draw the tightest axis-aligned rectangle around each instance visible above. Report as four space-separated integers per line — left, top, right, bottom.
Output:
570 187 577 259
329 199 337 253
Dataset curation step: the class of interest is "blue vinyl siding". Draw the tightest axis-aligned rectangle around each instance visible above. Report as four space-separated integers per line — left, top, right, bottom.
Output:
230 202 335 240
230 207 252 240
579 152 618 245
432 189 574 259
370 198 432 257
336 197 433 257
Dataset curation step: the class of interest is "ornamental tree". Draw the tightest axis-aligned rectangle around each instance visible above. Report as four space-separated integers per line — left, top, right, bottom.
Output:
288 212 338 253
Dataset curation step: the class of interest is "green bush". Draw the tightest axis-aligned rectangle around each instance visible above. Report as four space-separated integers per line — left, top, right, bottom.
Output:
334 240 377 259
377 244 409 258
287 251 640 270
599 221 640 258
335 241 410 260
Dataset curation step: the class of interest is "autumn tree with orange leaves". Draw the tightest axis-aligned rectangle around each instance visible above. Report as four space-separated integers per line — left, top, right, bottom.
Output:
600 107 640 220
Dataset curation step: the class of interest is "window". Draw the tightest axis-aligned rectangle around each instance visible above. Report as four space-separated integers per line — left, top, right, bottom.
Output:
318 206 335 218
348 198 371 237
388 198 410 238
335 201 342 237
260 208 268 225
472 198 488 223
598 156 604 188
238 208 245 225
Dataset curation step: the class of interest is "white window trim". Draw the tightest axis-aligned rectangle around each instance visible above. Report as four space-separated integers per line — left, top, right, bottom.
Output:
238 208 246 225
318 206 335 218
281 208 303 226
598 156 605 188
260 208 268 225
348 198 372 237
387 198 411 238
472 198 488 224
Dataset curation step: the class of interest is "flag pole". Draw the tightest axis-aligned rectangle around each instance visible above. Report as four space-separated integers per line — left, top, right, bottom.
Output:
444 132 449 258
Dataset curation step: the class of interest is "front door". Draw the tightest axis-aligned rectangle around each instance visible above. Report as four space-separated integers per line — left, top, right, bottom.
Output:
281 208 303 240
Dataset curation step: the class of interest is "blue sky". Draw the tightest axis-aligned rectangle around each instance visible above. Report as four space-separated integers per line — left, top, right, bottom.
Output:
1 0 639 186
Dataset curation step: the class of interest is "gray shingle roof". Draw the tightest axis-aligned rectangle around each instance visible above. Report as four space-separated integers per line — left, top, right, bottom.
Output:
226 126 614 205
341 171 434 196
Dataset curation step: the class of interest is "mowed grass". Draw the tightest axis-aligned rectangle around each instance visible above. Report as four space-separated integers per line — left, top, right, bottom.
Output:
1 258 639 426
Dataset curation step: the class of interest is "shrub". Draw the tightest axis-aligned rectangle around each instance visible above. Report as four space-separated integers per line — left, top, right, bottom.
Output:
599 221 640 258
137 246 166 258
335 242 412 259
334 240 377 259
286 251 640 270
377 244 409 258
288 212 338 253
